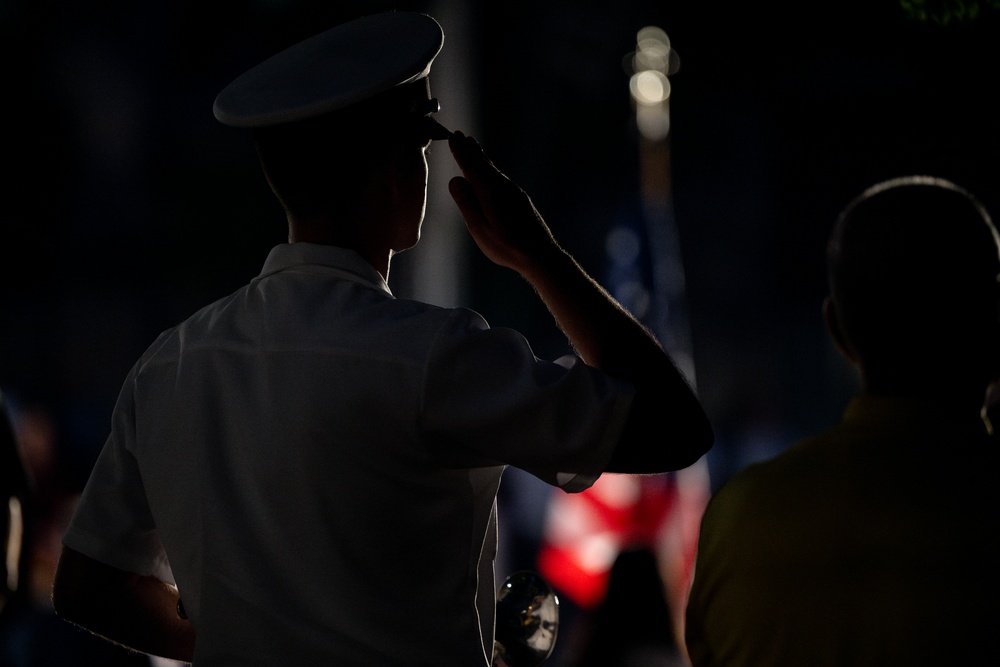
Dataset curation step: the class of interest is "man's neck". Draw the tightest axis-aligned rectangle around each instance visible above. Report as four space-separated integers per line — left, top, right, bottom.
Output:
288 220 391 281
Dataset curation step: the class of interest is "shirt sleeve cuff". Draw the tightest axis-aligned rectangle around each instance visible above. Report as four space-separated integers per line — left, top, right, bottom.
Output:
556 471 601 493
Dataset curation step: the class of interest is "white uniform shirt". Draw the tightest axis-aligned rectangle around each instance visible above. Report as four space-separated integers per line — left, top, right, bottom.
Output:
63 242 633 666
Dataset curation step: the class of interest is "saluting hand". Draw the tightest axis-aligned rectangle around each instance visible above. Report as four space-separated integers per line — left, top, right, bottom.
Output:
447 131 561 277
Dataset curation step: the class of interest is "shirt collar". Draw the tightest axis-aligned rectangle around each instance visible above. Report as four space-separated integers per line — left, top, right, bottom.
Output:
842 394 993 441
257 242 392 296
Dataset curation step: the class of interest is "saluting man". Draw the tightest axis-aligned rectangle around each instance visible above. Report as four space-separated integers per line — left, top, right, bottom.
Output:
51 11 712 665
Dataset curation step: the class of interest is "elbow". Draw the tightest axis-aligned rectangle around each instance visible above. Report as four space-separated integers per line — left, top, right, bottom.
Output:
662 422 714 471
52 578 87 628
51 545 101 626
675 404 715 468
609 393 715 473
665 385 715 467
51 557 83 622
692 411 716 460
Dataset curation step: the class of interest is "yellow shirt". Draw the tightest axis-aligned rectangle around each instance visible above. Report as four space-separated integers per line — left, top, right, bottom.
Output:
685 395 998 666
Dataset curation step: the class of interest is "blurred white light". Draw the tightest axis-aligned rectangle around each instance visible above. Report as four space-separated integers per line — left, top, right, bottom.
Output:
591 474 642 506
6 497 22 591
577 532 621 572
630 70 670 105
637 104 670 141
635 25 671 72
637 25 670 50
629 25 674 140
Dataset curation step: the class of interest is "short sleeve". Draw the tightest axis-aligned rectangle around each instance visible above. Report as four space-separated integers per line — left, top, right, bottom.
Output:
421 311 634 492
62 362 172 582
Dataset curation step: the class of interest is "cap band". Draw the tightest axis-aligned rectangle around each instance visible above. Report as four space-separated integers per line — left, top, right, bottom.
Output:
213 11 445 128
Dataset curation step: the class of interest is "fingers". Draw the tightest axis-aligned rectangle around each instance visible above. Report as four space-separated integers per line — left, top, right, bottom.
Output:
448 176 485 227
447 131 476 178
447 130 474 160
447 132 494 222
448 131 500 190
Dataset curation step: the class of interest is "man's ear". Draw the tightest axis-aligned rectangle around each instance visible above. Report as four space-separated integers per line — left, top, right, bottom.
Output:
823 296 859 365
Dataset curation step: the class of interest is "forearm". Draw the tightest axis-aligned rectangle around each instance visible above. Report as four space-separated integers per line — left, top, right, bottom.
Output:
52 546 195 662
522 246 713 471
103 573 194 661
520 245 664 371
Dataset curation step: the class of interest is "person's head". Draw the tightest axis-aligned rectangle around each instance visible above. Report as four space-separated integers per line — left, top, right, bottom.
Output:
251 77 447 251
824 176 1000 401
213 11 451 254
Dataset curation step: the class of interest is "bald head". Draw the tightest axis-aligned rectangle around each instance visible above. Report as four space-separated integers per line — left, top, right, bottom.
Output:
826 176 1000 396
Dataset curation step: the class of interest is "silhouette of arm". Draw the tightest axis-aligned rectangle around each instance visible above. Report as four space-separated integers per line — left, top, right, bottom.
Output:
447 132 713 472
52 545 196 662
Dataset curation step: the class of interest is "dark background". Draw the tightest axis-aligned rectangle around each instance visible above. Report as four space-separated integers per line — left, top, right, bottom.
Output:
2 1 998 665
2 0 997 534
